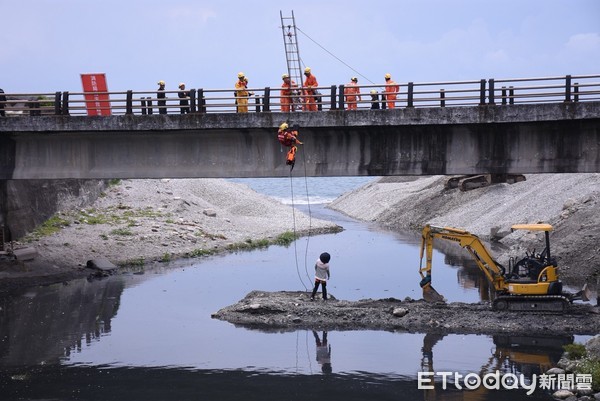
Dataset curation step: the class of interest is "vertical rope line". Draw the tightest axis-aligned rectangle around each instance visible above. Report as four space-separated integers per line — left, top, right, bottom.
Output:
290 171 308 291
302 145 313 286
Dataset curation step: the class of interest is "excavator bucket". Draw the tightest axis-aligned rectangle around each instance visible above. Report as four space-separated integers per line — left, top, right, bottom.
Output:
423 284 446 303
572 283 591 302
421 281 446 303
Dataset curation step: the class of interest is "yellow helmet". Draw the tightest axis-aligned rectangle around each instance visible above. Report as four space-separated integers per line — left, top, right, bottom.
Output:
384 73 391 79
178 83 185 88
157 80 165 86
279 122 289 131
238 72 245 78
370 89 377 94
351 77 358 82
282 73 289 79
304 67 311 74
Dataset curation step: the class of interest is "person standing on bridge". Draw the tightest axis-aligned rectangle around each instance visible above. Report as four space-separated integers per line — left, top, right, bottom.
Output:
235 72 250 113
302 67 319 112
383 73 399 109
280 74 298 112
157 80 167 114
344 77 362 110
370 89 381 110
178 83 190 114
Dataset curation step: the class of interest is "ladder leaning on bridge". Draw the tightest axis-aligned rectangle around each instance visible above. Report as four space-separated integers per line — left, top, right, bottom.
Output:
280 10 304 111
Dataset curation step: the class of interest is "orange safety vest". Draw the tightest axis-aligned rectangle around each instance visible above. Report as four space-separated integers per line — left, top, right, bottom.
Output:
303 74 318 95
281 80 297 96
384 80 399 95
277 129 300 147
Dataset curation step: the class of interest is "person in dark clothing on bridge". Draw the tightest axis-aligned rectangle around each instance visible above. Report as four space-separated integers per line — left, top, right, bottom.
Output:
157 80 167 114
178 83 190 114
370 89 380 110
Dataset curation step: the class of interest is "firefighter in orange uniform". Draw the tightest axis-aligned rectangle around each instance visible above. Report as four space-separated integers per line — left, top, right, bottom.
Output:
281 74 297 112
277 122 303 169
383 73 399 109
303 67 319 112
235 72 250 113
344 77 362 110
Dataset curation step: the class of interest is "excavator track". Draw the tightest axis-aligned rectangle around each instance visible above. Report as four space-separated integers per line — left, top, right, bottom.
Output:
492 295 570 313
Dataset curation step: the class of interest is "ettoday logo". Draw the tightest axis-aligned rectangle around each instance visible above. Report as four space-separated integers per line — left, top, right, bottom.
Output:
418 371 593 395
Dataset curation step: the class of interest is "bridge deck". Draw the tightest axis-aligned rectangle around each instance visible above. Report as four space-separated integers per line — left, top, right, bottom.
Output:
1 102 599 179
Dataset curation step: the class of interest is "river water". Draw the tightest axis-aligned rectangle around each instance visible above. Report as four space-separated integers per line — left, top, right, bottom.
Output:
0 177 587 400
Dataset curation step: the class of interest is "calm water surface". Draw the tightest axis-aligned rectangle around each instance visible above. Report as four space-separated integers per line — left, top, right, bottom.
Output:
0 178 584 400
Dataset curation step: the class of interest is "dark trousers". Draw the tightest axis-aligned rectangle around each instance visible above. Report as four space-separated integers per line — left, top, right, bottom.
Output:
311 279 327 300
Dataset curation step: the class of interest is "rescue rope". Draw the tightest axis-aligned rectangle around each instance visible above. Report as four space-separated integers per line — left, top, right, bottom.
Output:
296 26 376 85
301 145 313 286
287 140 315 292
289 168 309 291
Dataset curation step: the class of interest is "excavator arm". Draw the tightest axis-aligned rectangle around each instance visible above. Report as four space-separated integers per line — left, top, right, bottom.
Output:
418 225 508 302
416 223 589 311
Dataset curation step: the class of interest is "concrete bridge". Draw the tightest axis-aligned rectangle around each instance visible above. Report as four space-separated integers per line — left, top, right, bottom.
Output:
1 101 600 179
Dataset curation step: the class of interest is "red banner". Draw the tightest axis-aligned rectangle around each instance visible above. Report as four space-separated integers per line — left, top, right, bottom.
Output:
80 73 111 116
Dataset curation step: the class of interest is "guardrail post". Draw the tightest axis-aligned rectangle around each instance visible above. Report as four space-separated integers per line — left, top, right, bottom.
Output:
54 92 62 115
0 89 4 117
147 97 153 114
479 79 486 105
574 83 579 102
329 85 339 110
317 91 323 111
440 89 445 107
126 90 133 115
488 79 495 105
62 91 70 115
263 87 270 112
254 94 261 113
189 89 196 113
198 89 205 114
564 75 572 103
338 85 344 110
407 82 414 108
140 98 147 115
509 86 514 105
501 87 507 105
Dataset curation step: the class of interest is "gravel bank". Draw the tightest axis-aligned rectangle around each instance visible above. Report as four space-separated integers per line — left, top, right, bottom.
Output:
212 290 600 335
1 179 339 291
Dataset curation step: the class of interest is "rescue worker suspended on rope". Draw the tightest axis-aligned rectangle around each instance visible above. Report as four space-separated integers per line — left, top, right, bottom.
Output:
277 122 303 170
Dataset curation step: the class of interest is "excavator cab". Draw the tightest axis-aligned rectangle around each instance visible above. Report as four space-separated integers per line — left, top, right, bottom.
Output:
509 224 555 280
505 224 564 296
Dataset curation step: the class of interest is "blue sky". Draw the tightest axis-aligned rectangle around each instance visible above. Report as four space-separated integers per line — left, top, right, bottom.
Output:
1 0 599 94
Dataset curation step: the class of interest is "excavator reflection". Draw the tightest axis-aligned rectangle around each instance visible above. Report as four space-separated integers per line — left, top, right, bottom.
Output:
420 333 573 400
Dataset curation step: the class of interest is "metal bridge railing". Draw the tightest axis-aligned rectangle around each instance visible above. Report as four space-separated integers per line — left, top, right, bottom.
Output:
1 74 598 117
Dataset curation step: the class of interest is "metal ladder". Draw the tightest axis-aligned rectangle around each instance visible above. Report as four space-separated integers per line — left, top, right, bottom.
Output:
280 10 303 110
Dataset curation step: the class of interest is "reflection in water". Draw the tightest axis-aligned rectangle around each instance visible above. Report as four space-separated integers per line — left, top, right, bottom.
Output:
0 277 125 367
313 330 332 374
420 333 572 401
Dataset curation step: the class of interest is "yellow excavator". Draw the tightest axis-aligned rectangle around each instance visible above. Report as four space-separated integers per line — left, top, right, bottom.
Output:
418 223 590 312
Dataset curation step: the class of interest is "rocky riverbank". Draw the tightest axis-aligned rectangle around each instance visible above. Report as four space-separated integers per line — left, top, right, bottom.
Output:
0 178 340 293
212 290 600 335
